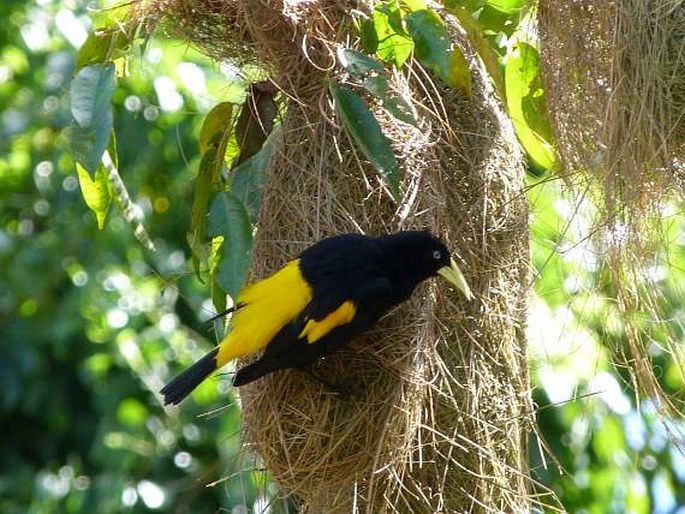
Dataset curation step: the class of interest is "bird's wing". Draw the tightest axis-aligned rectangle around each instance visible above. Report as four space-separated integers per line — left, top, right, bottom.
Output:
297 275 393 344
260 276 394 360
212 258 313 368
299 234 385 316
233 277 393 386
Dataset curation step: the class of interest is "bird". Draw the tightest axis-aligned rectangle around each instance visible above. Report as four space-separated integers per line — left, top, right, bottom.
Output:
160 231 471 405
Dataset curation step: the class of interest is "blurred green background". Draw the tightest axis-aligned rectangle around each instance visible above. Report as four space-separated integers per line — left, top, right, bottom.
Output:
1 0 684 512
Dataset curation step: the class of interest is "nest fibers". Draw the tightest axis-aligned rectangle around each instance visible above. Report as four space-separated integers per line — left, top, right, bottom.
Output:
138 0 534 511
539 0 685 209
539 1 685 409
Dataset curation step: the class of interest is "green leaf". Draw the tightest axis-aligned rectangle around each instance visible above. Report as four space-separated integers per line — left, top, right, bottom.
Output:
338 48 385 77
68 63 116 175
64 123 112 177
199 102 234 154
373 1 414 67
405 10 472 95
189 101 238 277
358 17 379 53
486 0 526 15
76 161 111 229
504 41 557 171
75 27 132 72
478 1 525 36
189 98 253 279
379 94 419 127
446 48 472 97
402 0 428 10
406 10 450 64
188 148 222 278
70 63 116 127
330 83 401 200
354 73 388 98
445 3 506 98
207 192 254 300
230 126 280 222
73 130 119 229
338 49 418 127
209 237 228 315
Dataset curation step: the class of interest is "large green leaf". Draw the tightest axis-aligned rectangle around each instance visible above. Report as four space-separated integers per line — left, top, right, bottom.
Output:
504 41 557 171
487 0 526 13
357 17 379 53
188 148 222 278
209 237 227 316
373 1 414 67
74 129 119 229
405 10 472 96
478 0 526 36
67 63 116 175
207 192 254 300
64 123 112 177
338 48 385 76
329 82 401 200
445 2 505 97
70 63 116 127
230 127 280 223
199 102 233 154
338 49 418 127
189 102 235 278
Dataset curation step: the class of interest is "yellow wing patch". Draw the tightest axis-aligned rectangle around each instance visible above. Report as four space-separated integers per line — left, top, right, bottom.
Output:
216 259 313 368
299 300 357 344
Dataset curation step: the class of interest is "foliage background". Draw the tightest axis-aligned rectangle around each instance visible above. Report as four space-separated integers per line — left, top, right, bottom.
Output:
0 0 683 512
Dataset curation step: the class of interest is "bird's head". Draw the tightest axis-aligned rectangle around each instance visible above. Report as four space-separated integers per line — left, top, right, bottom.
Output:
377 231 472 300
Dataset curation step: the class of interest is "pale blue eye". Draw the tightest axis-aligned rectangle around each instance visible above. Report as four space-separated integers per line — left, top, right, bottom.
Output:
433 250 442 260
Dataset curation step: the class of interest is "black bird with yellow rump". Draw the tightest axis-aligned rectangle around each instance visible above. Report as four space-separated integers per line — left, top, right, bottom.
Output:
161 231 471 405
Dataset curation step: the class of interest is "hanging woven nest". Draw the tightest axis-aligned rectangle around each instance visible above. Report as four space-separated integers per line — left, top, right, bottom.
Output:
136 0 533 511
538 0 685 211
538 0 685 411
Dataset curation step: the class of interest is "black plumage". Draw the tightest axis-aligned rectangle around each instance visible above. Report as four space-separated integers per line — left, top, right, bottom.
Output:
161 231 470 405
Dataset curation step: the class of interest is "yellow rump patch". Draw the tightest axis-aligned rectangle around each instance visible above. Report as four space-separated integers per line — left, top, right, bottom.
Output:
299 300 357 344
216 259 313 368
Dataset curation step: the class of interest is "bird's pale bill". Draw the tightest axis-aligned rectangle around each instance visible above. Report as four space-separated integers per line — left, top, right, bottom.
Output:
437 258 472 300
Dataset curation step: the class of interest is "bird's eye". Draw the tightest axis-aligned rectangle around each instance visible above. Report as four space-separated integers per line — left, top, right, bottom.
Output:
433 250 442 260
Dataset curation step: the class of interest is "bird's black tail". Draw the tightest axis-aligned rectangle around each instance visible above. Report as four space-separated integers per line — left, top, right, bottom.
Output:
161 347 218 405
233 359 278 387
